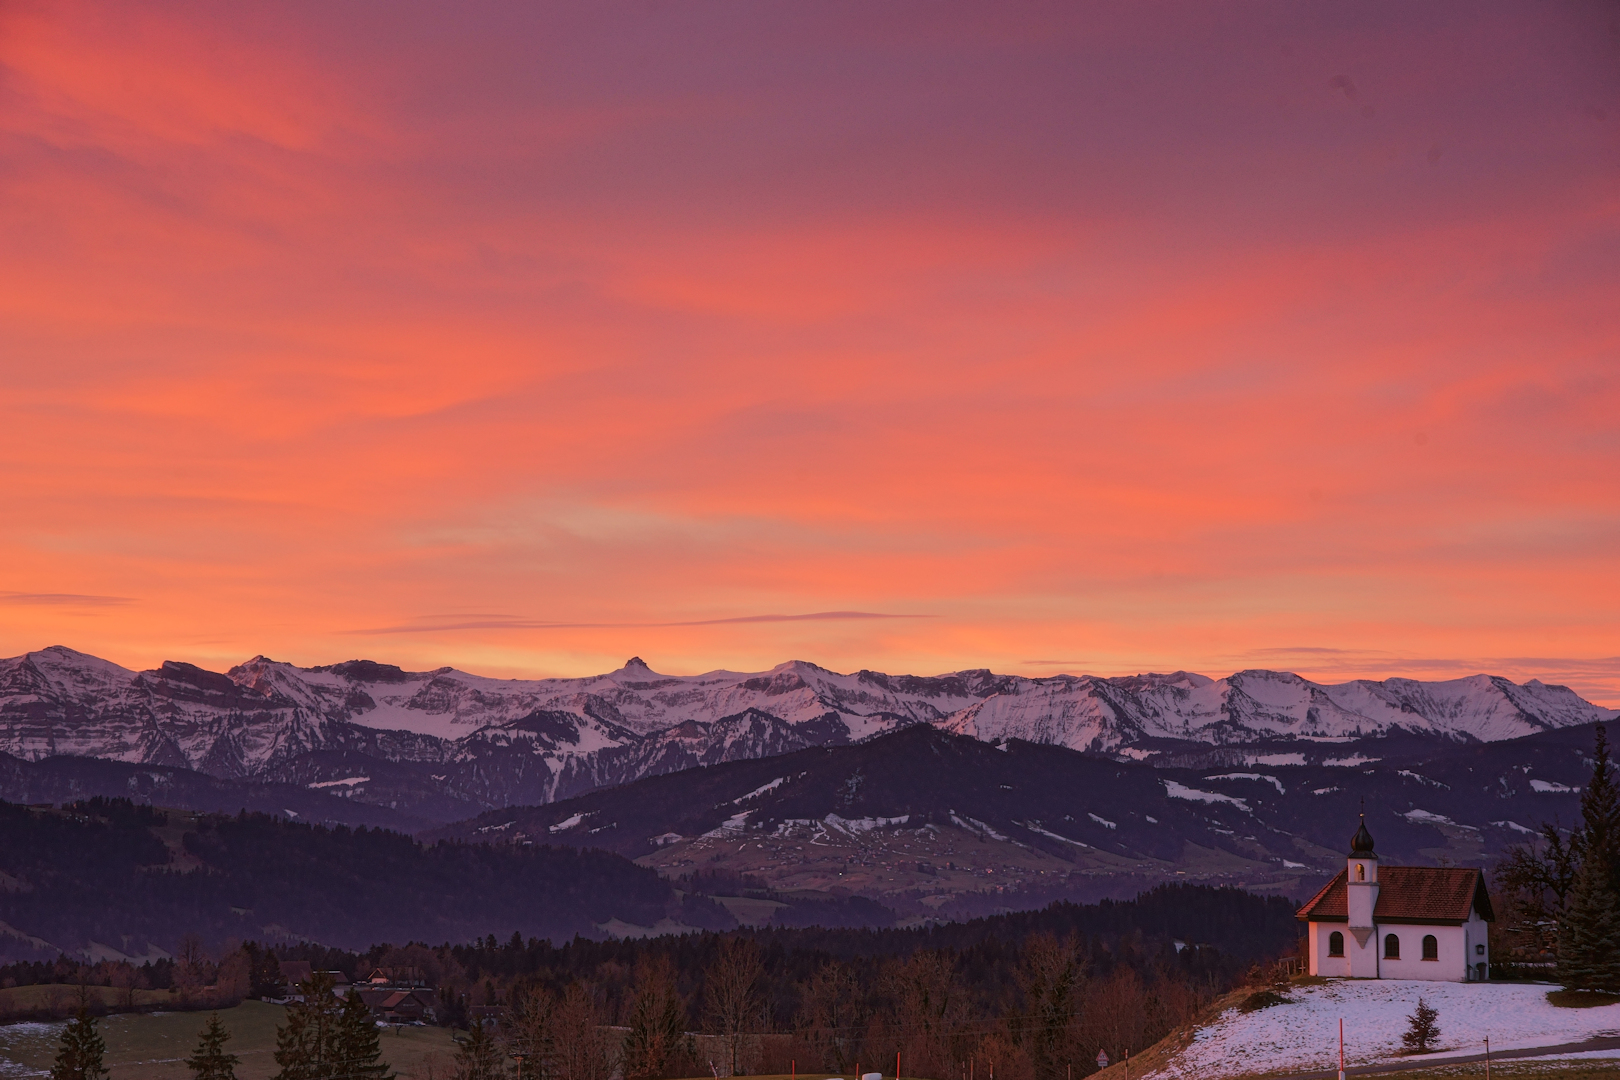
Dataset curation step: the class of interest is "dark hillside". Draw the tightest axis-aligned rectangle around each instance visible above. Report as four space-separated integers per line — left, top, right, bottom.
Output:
430 724 1595 916
0 799 720 961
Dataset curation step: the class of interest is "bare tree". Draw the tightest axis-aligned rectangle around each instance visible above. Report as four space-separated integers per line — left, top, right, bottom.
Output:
883 950 965 1080
704 938 764 1077
506 985 556 1080
795 961 863 1074
175 935 210 1007
552 985 613 1080
622 956 697 1080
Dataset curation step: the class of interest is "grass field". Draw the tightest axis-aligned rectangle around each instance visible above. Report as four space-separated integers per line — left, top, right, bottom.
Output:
0 1000 460 1080
0 984 175 1019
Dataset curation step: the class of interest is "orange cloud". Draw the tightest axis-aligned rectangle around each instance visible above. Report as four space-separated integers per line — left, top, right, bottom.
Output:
1 2 1617 702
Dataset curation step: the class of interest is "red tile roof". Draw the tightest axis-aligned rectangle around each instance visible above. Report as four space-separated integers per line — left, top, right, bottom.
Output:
277 960 314 985
1296 866 1493 925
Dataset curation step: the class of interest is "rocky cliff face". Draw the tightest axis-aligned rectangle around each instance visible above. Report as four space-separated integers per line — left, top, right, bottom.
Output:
1 645 1612 820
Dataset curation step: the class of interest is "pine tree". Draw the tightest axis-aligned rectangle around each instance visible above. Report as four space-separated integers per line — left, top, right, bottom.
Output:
273 972 342 1080
1401 997 1440 1054
334 990 393 1080
1559 725 1620 992
186 1013 241 1080
453 1021 509 1080
50 1008 110 1080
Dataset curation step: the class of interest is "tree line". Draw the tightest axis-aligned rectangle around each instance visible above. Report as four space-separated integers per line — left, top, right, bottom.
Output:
1496 723 1620 994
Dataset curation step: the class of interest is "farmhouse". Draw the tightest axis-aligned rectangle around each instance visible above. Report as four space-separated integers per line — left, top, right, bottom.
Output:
1296 813 1493 982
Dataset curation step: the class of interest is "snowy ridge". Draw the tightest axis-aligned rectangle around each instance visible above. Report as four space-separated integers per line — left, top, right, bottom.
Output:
0 646 1613 815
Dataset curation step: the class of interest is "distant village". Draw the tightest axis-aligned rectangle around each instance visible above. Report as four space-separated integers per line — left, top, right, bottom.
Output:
271 960 442 1026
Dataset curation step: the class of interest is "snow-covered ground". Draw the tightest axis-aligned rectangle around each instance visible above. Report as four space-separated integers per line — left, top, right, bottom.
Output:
1151 981 1620 1078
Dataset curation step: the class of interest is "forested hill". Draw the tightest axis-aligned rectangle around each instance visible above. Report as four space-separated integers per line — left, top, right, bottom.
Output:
0 799 723 961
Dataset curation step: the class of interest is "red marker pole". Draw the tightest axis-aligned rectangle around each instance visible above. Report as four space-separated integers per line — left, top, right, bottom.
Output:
1338 1018 1345 1080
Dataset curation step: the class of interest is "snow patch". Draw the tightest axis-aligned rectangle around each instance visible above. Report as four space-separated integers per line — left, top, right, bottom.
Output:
1324 755 1380 767
733 777 786 804
549 812 593 833
1530 779 1576 793
823 813 909 834
1402 808 1478 832
1087 813 1118 830
949 813 1008 841
1492 820 1537 835
1162 780 1250 812
1154 979 1620 1079
1024 821 1090 848
702 810 754 838
307 776 368 789
1397 770 1448 788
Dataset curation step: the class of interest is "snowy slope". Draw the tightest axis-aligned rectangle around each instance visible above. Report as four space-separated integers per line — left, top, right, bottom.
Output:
1153 980 1620 1078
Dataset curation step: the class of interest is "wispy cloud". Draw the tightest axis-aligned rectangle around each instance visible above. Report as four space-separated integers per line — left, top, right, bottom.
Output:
343 611 929 635
0 592 133 607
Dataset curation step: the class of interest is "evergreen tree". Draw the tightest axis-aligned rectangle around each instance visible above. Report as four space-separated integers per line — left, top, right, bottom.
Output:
1401 997 1440 1054
1558 725 1620 992
453 1021 509 1080
273 972 342 1080
1560 853 1620 992
50 1008 110 1080
1016 933 1084 1080
186 1013 241 1080
334 990 393 1080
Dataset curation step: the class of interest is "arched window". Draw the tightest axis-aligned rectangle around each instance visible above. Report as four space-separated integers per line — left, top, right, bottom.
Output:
1329 932 1344 957
1384 934 1401 959
1356 864 1366 881
1422 935 1438 961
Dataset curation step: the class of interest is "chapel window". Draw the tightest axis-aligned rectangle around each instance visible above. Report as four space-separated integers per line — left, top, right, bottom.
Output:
1384 934 1401 959
1422 935 1438 960
1328 931 1344 957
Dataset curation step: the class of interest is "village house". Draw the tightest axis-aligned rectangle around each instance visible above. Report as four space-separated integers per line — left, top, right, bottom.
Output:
355 987 439 1024
273 959 353 1000
1296 813 1493 982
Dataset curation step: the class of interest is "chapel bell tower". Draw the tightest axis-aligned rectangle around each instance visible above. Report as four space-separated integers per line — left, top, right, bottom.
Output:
1345 812 1380 972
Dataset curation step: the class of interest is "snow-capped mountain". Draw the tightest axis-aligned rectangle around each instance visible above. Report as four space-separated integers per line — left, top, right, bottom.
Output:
0 646 1612 820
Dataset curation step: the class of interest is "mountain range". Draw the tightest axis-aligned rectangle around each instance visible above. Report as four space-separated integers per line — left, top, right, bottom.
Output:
2 646 1612 826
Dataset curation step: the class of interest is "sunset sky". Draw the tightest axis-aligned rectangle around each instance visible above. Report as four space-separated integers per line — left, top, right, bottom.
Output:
2 2 1618 701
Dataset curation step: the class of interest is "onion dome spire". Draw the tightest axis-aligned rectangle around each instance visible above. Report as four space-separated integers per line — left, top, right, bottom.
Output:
1349 808 1377 858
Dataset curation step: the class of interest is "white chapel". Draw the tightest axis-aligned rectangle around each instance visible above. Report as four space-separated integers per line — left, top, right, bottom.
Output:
1296 813 1493 982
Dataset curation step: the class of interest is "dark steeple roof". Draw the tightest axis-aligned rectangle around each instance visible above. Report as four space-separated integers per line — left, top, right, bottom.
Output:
1349 813 1377 858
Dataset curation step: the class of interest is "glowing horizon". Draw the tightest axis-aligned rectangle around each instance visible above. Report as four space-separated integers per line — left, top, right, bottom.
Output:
2 3 1617 703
